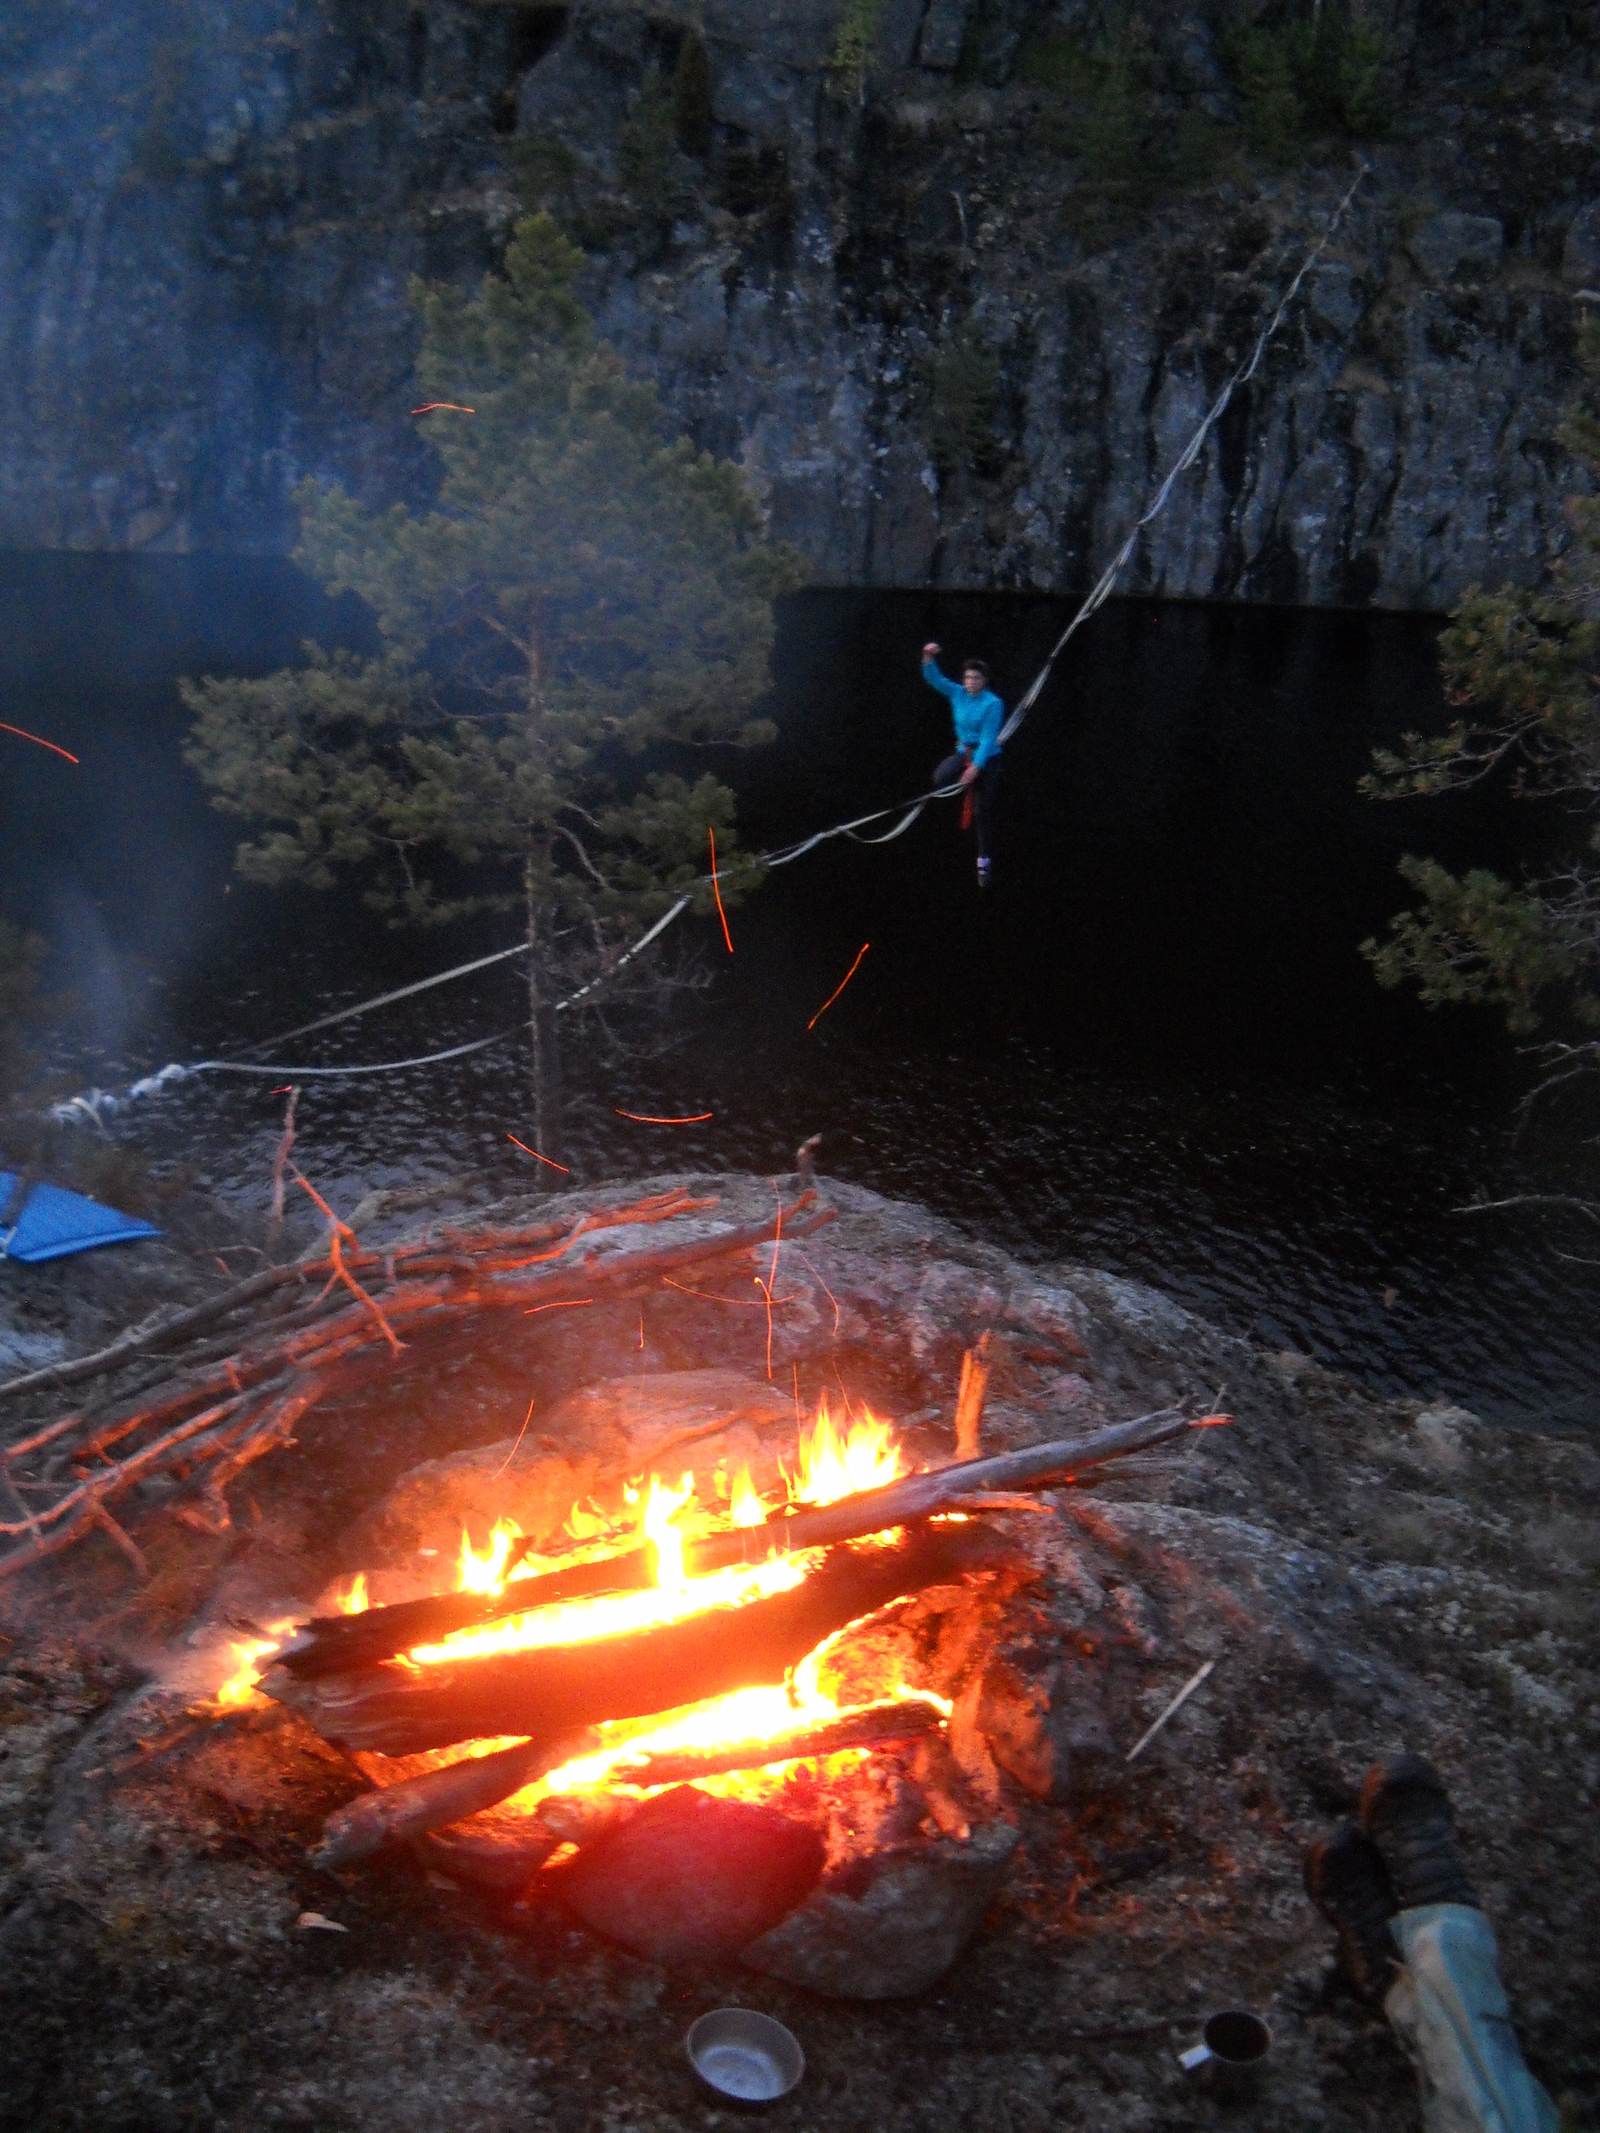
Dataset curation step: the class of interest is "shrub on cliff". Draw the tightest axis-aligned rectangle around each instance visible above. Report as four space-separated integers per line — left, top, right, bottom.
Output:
183 213 801 1162
1362 323 1600 1056
1225 10 1394 164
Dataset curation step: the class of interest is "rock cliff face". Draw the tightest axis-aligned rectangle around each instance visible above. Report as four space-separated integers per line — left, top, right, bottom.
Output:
1 0 1596 606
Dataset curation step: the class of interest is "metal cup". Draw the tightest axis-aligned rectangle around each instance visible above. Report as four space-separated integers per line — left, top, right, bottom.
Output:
1178 2009 1272 2104
686 2009 805 2105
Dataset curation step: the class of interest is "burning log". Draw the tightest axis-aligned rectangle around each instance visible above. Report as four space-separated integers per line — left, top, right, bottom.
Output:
277 1407 1206 1680
606 1693 948 1789
312 1700 949 1868
265 1522 1005 1757
311 1729 600 1868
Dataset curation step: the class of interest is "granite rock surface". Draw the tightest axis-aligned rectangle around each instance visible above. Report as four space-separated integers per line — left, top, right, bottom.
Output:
1 0 1596 607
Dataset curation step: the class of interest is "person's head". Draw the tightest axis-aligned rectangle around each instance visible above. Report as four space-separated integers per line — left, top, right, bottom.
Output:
961 658 989 696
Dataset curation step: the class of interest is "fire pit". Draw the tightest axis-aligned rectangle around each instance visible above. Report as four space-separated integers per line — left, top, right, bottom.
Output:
215 1367 1199 1996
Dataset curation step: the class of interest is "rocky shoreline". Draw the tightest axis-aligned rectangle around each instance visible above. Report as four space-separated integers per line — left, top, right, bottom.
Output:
0 1169 1595 2128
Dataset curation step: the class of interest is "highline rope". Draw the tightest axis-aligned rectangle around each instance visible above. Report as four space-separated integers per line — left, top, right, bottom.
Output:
49 169 1365 1120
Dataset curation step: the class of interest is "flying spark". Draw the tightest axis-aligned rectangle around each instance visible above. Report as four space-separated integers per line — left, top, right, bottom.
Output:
410 402 476 415
522 1299 596 1317
615 1109 713 1124
491 1395 538 1481
707 827 734 954
807 942 870 1030
1 721 78 763
508 1132 570 1172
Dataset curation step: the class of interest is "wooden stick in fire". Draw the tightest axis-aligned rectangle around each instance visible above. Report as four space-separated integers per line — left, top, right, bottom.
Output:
605 1693 948 1788
278 1406 1221 1680
312 1728 601 1869
267 1522 1006 1756
310 1697 949 1866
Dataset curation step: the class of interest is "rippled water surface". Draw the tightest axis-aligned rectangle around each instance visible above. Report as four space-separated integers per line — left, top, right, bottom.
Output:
3 559 1595 1431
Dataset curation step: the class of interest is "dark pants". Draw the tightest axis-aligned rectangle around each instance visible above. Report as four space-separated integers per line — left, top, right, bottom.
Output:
934 751 1002 860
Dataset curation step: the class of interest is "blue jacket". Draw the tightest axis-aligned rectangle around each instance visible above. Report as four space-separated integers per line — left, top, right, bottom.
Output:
922 660 1004 770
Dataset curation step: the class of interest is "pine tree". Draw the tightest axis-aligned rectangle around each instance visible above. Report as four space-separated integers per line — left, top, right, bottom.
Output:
185 215 802 1161
1361 324 1600 1053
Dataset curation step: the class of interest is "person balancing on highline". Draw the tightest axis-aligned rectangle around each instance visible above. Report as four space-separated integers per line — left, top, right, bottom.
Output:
921 643 1003 887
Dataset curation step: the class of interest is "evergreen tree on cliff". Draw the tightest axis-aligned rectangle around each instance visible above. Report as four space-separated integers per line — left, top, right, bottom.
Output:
185 215 800 1160
1362 324 1600 1066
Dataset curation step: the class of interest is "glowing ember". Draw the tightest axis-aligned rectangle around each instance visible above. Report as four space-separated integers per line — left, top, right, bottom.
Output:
787 1392 901 1506
537 1629 949 1799
708 825 735 953
408 1552 808 1666
807 941 870 1030
0 719 79 764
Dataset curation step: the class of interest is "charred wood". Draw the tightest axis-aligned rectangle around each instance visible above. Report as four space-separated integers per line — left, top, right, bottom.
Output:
265 1523 1006 1757
607 1694 948 1788
312 1729 600 1868
278 1408 1202 1680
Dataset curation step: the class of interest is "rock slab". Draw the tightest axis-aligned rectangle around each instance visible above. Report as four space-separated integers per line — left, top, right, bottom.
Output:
742 1821 1020 1999
557 1785 826 1963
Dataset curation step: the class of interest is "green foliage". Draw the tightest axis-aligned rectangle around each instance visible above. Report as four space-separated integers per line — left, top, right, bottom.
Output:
829 0 884 106
1363 862 1588 1034
183 212 803 1147
1223 9 1395 166
927 322 1002 478
1228 25 1304 166
1361 323 1600 1035
1020 28 1195 238
617 70 693 238
673 30 715 158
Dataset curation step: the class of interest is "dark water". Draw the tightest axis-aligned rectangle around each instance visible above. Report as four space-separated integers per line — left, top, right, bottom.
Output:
1 557 1595 1433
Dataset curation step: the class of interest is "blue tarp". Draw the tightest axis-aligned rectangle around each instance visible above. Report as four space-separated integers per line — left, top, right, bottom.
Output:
0 1173 160 1263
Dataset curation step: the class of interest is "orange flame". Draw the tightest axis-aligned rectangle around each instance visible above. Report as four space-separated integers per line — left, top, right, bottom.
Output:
215 1616 300 1707
729 1468 767 1528
564 1498 613 1542
642 1472 694 1591
340 1573 370 1615
387 1391 924 1801
457 1517 522 1597
787 1392 901 1506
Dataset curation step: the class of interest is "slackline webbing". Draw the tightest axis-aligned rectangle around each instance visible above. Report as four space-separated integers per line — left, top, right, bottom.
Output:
49 169 1364 1122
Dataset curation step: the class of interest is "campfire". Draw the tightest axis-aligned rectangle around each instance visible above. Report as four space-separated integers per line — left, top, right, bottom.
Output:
199 1378 1209 1989
0 1180 1222 1997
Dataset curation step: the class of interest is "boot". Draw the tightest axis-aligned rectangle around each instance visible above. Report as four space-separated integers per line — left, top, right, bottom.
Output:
1361 1754 1477 1910
1304 1822 1402 2003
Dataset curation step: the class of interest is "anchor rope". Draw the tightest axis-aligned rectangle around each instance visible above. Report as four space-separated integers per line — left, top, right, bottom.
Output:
48 170 1364 1120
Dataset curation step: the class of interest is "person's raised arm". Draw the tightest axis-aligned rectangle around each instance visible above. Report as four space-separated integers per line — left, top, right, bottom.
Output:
921 642 959 702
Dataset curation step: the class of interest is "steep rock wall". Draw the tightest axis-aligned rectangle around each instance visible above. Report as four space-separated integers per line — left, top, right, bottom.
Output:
0 0 1595 607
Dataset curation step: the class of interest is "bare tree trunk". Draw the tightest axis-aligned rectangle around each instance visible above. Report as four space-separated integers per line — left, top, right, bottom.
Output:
522 619 564 1173
523 855 563 1168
